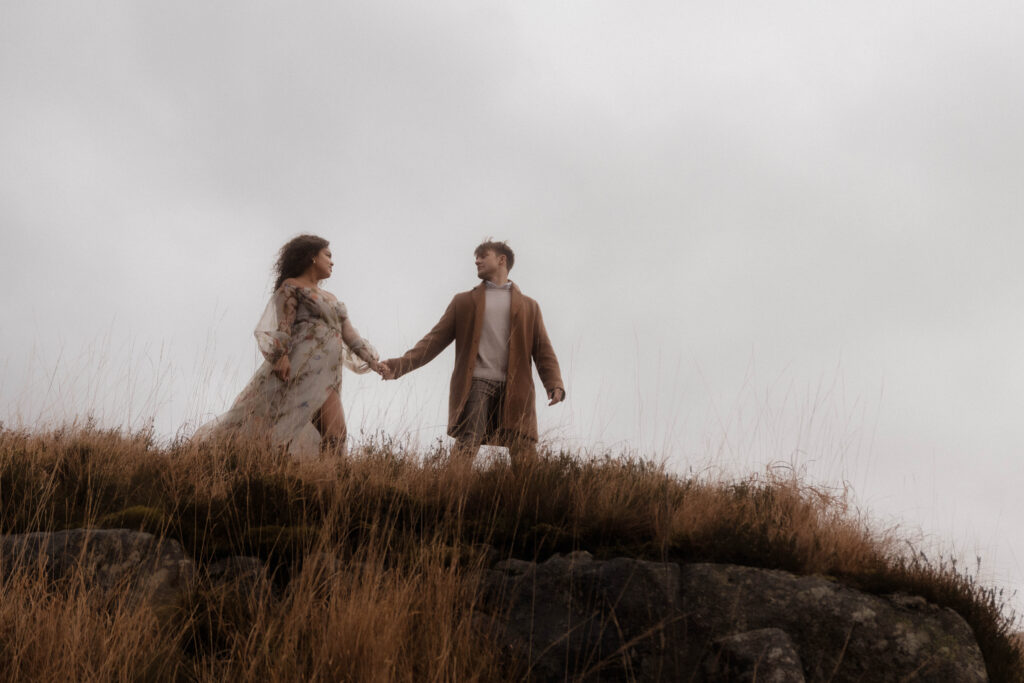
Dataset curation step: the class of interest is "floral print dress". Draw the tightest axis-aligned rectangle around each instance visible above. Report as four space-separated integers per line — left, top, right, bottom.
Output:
195 284 378 458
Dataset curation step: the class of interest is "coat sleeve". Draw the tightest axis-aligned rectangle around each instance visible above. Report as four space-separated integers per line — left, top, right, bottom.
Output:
386 297 458 378
531 303 565 395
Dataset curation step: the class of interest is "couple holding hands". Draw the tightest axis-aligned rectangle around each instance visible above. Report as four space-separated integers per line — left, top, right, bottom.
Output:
196 235 565 467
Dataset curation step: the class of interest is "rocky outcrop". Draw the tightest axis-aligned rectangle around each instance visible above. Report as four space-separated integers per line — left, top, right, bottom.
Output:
0 530 993 681
680 562 987 681
479 552 988 682
0 529 195 612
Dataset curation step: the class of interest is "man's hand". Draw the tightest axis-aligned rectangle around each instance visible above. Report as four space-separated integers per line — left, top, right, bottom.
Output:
272 355 291 382
378 360 396 380
547 387 565 406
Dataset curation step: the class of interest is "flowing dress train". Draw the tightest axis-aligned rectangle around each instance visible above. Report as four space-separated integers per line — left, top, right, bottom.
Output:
194 283 377 458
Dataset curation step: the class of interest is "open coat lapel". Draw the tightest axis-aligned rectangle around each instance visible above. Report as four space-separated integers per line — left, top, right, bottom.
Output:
470 283 486 356
508 282 524 362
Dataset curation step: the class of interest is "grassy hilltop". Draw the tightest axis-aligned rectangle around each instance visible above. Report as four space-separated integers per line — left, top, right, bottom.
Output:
0 425 1021 681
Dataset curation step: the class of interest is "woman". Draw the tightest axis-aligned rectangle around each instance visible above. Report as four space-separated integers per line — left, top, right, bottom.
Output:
195 234 380 458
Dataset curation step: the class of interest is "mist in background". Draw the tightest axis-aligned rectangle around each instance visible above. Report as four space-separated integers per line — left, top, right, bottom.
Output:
2 1 1022 609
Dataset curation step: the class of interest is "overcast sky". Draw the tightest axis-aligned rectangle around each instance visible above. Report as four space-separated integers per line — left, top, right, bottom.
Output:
2 0 1023 610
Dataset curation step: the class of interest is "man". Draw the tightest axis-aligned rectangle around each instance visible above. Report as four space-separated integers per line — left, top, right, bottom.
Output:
379 240 565 468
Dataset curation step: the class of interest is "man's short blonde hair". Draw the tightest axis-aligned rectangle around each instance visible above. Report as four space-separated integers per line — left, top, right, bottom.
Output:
474 240 515 270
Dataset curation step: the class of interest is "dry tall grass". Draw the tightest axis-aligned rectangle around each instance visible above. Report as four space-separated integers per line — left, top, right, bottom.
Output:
0 424 1021 681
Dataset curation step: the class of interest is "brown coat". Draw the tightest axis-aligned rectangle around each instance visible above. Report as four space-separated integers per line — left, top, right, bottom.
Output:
385 282 564 445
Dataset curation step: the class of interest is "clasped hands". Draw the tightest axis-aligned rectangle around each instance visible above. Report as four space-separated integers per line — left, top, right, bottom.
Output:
373 359 396 380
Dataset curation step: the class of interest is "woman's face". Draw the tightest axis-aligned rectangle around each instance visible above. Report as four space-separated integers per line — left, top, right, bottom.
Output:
312 247 333 280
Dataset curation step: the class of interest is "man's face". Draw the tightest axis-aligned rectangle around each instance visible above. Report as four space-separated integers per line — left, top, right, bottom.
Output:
475 249 503 280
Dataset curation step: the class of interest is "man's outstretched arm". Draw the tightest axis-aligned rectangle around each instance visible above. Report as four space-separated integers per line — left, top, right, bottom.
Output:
380 298 458 379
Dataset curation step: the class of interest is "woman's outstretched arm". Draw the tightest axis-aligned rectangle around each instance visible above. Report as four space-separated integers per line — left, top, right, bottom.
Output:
341 316 380 372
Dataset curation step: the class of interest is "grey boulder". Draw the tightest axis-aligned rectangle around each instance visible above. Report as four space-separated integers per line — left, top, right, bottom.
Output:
0 528 195 612
479 554 989 682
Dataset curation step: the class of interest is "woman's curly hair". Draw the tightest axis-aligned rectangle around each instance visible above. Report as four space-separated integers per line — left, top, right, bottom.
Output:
273 234 329 291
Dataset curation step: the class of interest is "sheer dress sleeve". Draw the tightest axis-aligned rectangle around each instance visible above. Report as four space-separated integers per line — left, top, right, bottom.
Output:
340 314 379 374
254 284 299 363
